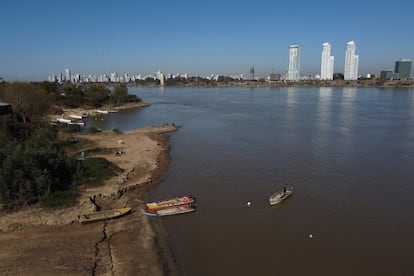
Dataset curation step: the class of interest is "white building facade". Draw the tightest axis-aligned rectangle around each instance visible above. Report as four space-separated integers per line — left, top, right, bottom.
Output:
320 42 334 80
344 41 359 80
288 45 300 81
65 68 71 82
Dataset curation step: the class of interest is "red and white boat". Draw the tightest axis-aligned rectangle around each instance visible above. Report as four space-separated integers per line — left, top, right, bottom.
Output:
144 204 195 217
145 195 195 210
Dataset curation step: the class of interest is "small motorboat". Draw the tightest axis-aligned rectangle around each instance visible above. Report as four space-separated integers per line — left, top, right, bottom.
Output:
146 195 195 210
144 204 195 217
269 187 293 206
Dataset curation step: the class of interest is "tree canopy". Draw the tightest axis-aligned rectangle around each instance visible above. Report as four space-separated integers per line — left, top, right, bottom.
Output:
0 82 51 124
0 124 76 210
0 81 141 211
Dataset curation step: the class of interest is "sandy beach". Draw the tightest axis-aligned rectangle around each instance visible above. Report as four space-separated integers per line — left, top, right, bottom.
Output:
0 124 179 275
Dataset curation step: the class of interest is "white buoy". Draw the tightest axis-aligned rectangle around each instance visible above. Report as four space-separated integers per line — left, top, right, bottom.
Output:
247 201 251 206
309 234 313 239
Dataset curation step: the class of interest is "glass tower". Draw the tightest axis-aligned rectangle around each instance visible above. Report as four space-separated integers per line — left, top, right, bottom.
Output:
395 59 412 79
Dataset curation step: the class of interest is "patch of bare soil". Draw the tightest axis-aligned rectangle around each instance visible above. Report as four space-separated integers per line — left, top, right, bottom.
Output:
0 125 179 275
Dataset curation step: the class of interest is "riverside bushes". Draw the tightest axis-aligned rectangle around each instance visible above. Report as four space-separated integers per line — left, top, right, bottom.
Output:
0 122 77 210
0 121 121 210
0 82 139 211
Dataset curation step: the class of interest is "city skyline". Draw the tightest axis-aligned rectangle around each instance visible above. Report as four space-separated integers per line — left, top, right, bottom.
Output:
1 0 413 81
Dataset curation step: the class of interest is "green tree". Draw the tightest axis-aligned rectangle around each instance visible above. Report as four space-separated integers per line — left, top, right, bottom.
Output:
87 84 110 107
112 83 128 106
37 81 59 94
55 85 85 108
1 82 51 124
0 127 76 210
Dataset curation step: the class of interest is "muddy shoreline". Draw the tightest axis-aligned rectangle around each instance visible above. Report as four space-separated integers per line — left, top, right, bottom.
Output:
0 126 180 275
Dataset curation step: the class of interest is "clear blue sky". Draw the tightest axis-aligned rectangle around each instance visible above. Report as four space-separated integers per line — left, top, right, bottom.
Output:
1 0 413 81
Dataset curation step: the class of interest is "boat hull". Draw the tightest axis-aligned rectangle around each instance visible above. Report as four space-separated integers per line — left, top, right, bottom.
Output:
77 207 132 224
144 204 195 217
146 195 195 210
269 188 293 206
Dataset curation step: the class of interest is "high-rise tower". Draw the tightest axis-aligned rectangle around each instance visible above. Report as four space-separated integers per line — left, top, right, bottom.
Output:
65 68 71 82
288 45 300 81
250 66 255 80
344 41 359 80
320 42 334 80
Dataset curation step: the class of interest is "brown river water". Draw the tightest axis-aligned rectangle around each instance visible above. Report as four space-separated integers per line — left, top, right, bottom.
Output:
89 87 414 275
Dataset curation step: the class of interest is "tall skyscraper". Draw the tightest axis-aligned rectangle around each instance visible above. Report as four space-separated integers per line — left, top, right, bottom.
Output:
395 59 412 79
288 45 300 81
110 72 118 82
65 68 71 82
344 41 359 80
320 42 334 80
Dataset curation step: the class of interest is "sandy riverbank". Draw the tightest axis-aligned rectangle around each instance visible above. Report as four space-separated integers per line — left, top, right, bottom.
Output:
50 101 150 122
0 125 179 275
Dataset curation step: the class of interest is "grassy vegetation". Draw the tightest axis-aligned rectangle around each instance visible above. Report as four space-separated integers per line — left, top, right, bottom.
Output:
87 126 101 133
75 157 121 186
40 189 79 209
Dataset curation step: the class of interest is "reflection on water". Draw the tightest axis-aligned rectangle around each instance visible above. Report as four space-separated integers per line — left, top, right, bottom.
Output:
285 87 299 126
89 87 414 275
317 87 333 128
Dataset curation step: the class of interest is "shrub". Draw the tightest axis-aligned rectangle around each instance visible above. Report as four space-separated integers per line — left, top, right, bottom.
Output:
74 157 120 186
40 189 79 209
87 126 101 133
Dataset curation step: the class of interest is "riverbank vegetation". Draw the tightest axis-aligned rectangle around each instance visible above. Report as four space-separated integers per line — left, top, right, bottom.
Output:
0 82 138 211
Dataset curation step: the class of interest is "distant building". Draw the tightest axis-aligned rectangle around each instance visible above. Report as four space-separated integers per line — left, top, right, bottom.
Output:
156 71 165 86
65 68 71 82
48 74 56 82
395 59 412 79
268 73 281 82
380 70 399 80
250 66 255 80
110 72 118 82
320 42 334 80
344 41 359 80
288 45 300 81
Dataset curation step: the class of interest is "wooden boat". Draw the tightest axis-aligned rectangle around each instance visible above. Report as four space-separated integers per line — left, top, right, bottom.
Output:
56 118 72 124
68 121 85 127
68 114 83 119
269 187 293 206
144 204 195 217
77 207 132 224
146 195 195 210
